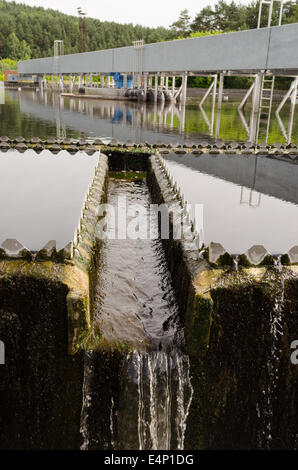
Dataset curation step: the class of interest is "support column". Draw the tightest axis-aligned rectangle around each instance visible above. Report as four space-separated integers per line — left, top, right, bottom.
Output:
215 72 224 139
249 72 262 143
287 80 297 144
123 73 127 89
165 76 169 90
211 74 217 135
144 73 148 96
148 76 152 88
172 76 175 94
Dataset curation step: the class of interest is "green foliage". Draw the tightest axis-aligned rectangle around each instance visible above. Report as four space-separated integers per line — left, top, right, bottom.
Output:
4 32 31 60
0 58 18 81
0 0 175 59
170 9 192 36
190 0 297 33
176 30 222 41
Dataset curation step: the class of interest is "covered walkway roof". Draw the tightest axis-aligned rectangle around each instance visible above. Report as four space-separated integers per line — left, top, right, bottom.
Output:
18 23 298 76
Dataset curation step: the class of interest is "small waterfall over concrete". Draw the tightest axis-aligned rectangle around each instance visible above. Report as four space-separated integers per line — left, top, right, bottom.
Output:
117 350 193 450
257 258 285 449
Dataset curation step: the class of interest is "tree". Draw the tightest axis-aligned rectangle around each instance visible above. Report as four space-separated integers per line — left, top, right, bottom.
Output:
18 40 31 60
5 33 20 59
191 1 246 32
5 32 31 60
170 9 191 36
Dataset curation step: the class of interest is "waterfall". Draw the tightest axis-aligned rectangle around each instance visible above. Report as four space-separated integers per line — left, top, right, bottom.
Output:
119 350 193 450
80 351 93 451
258 258 285 449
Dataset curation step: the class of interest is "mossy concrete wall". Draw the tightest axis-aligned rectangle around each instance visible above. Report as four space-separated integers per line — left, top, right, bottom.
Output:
0 262 84 449
148 154 298 450
0 153 109 449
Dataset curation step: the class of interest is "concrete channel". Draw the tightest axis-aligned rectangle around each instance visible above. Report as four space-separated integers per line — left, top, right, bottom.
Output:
0 146 298 449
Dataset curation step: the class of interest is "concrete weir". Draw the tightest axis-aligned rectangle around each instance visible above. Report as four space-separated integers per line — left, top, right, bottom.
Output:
0 147 298 449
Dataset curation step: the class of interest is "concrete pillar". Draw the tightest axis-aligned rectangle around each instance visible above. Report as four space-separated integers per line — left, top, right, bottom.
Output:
165 76 169 90
144 73 148 96
181 73 188 104
148 76 152 88
123 73 127 89
172 76 175 94
160 75 165 87
107 75 110 88
215 72 224 139
249 72 263 143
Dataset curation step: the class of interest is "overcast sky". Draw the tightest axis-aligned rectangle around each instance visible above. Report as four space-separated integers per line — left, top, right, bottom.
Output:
13 0 250 28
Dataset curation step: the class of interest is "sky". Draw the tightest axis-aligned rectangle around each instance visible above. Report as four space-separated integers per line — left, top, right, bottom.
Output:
12 0 250 28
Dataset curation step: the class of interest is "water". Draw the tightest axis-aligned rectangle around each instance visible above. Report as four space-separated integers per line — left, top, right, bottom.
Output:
0 149 98 251
257 257 286 449
81 176 192 450
162 153 298 256
93 178 181 350
118 350 193 450
0 88 297 144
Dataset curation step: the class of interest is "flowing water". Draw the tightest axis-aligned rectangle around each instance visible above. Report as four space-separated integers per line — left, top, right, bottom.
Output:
118 350 193 450
257 258 286 449
80 176 193 450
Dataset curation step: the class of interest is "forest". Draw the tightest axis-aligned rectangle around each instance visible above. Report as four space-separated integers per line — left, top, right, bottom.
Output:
0 0 297 61
0 0 297 88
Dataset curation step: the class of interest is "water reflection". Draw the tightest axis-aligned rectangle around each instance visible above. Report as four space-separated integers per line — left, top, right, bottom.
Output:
1 88 296 144
0 149 98 251
0 82 4 105
163 153 298 255
19 89 190 144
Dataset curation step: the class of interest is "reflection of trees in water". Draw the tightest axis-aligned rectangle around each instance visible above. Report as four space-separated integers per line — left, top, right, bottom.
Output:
2 89 297 144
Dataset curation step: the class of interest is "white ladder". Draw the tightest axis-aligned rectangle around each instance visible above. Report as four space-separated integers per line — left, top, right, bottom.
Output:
256 74 275 143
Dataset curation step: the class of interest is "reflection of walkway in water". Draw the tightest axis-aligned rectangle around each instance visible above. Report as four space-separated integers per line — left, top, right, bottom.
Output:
20 90 196 144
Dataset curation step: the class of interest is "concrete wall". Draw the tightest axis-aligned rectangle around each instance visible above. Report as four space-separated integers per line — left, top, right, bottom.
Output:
18 23 298 75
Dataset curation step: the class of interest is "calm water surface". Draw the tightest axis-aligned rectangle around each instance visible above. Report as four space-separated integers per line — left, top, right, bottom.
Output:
0 89 297 144
0 149 98 250
163 152 298 255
